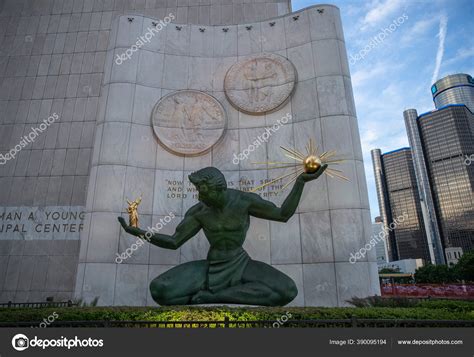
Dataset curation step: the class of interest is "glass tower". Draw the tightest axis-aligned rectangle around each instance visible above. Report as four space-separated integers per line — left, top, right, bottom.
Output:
417 105 474 253
404 109 444 264
431 73 474 112
371 148 432 262
371 149 397 261
374 73 473 264
403 73 474 261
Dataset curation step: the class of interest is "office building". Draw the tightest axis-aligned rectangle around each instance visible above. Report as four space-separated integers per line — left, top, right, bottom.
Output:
371 148 432 263
372 73 473 265
431 73 474 112
405 104 473 256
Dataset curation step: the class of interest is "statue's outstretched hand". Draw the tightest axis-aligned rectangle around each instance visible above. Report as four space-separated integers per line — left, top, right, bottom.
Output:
299 164 328 183
118 216 144 237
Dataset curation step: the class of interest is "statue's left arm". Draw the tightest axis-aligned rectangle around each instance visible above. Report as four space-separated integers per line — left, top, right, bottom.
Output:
248 164 327 222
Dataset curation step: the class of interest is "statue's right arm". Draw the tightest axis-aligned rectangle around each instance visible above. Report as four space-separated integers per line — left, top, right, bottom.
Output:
118 207 202 250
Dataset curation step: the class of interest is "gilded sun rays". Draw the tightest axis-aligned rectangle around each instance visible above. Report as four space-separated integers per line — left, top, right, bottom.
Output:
250 138 349 193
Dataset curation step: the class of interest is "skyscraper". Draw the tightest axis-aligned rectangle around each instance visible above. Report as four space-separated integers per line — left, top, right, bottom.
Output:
373 73 473 264
405 104 474 255
371 148 432 263
404 109 445 264
431 73 474 112
371 149 397 261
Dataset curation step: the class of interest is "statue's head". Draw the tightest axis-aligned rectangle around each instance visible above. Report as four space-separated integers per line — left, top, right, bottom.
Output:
189 167 227 207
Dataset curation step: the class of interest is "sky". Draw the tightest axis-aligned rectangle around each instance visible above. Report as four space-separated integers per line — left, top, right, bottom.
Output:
293 0 474 220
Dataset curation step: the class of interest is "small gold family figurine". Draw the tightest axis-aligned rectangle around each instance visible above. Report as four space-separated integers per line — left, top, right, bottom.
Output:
126 196 142 228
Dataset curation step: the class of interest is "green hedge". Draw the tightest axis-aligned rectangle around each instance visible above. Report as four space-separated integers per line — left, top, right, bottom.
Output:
0 304 473 323
415 299 474 312
348 296 474 311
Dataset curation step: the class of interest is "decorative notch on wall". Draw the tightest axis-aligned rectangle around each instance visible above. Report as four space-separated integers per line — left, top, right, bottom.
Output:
127 17 134 22
317 8 324 14
245 25 252 31
176 25 182 31
269 22 275 27
199 27 205 32
292 15 299 21
222 27 229 32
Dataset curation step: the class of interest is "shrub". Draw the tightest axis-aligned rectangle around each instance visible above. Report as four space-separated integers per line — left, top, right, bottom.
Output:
414 264 457 283
416 299 474 312
347 296 418 308
347 296 474 312
75 297 99 307
454 251 474 282
0 305 472 324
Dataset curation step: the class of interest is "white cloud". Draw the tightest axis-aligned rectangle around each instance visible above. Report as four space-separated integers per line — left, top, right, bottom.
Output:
400 17 438 45
360 123 408 153
361 0 405 30
316 0 468 219
352 64 389 88
442 47 474 67
431 14 448 84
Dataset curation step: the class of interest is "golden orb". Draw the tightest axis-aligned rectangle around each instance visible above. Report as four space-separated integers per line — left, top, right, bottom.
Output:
303 155 321 173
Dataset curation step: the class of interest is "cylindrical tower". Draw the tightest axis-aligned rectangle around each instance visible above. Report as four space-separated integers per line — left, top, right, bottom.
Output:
431 73 474 112
403 109 445 265
370 149 397 261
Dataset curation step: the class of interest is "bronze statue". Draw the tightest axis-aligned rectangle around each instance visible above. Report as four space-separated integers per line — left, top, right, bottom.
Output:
118 164 327 306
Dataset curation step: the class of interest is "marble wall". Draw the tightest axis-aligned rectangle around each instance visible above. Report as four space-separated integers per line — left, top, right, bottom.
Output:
74 4 380 306
0 0 291 302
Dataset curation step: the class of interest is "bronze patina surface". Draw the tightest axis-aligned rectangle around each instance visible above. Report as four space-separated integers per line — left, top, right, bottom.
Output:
119 165 327 306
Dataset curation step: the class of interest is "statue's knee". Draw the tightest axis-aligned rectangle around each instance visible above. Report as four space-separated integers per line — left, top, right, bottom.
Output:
150 277 172 305
287 280 298 300
280 279 298 305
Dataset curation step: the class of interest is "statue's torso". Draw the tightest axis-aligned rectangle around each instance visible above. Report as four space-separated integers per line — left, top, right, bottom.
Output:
194 189 251 250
